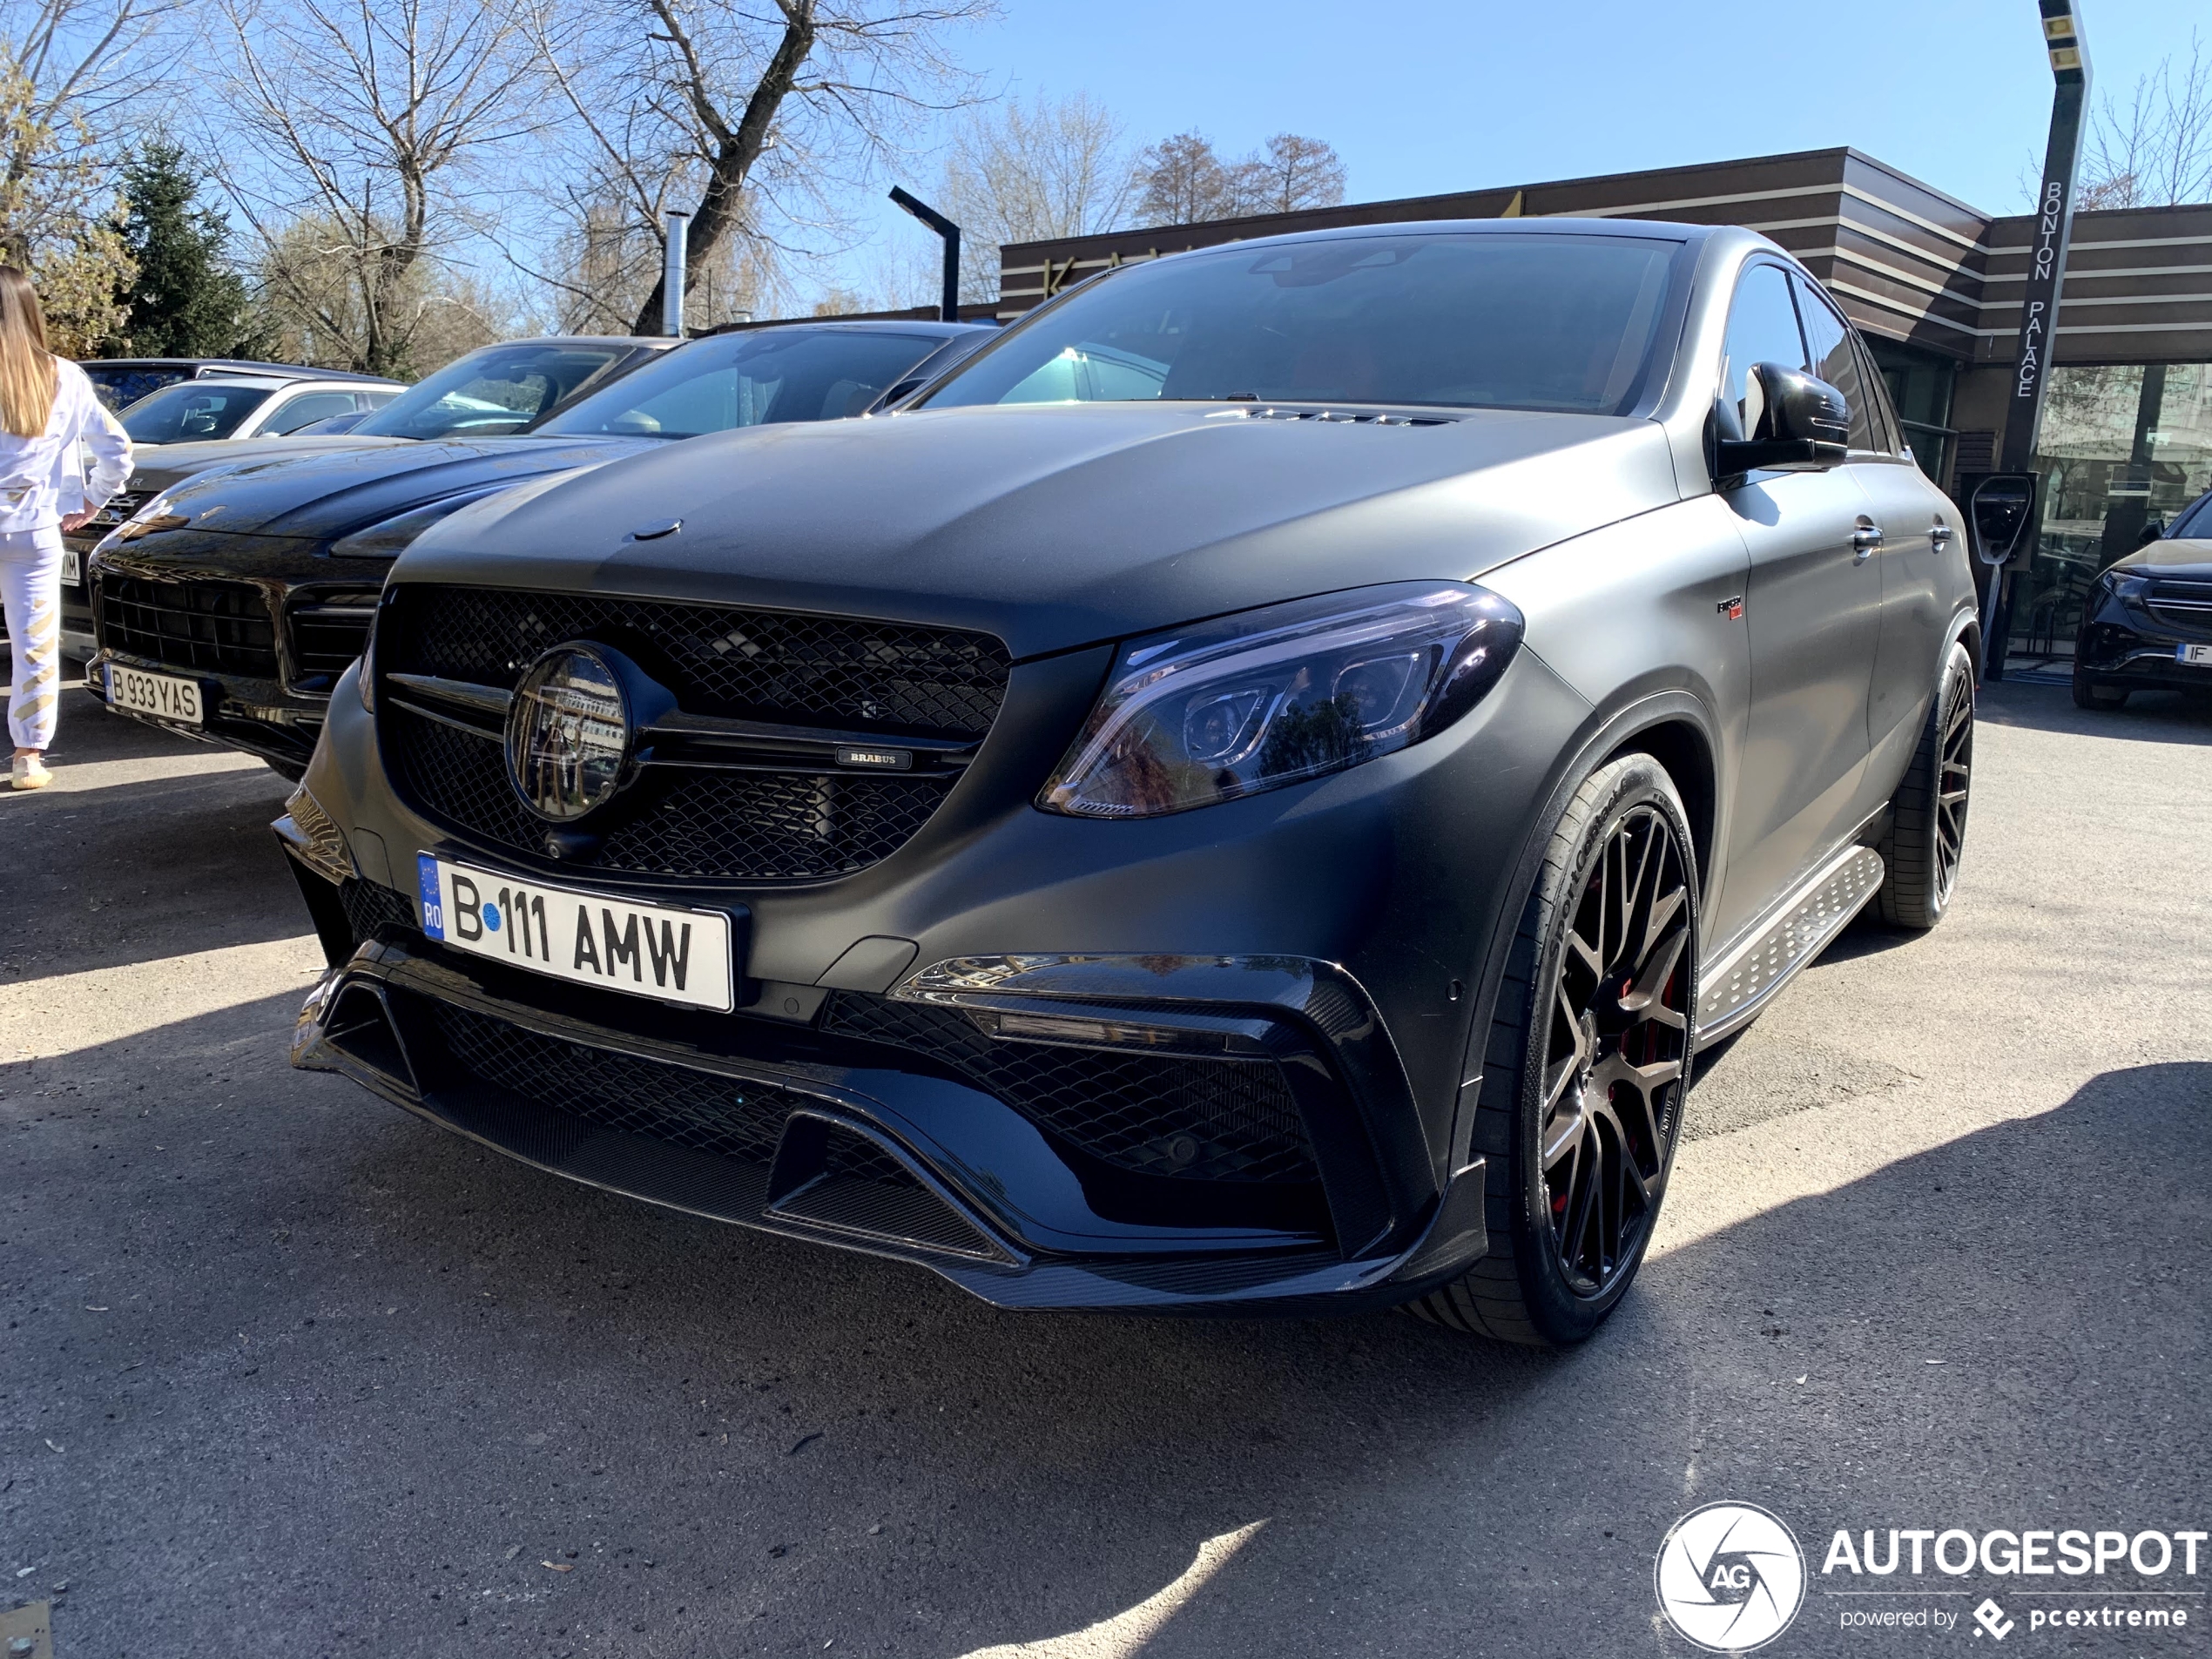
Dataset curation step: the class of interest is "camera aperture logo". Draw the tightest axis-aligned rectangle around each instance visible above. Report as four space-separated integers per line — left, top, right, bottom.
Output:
1656 1502 1807 1652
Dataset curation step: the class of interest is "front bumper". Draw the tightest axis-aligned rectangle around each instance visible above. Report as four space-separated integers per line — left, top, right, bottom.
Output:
87 645 327 773
2075 598 2212 695
282 613 1595 1312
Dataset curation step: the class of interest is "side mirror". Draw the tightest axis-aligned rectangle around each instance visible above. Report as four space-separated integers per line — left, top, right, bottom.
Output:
1716 362 1851 477
2136 520 2166 549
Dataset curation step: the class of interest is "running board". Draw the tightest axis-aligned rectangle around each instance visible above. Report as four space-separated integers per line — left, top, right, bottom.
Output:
1696 845 1885 1042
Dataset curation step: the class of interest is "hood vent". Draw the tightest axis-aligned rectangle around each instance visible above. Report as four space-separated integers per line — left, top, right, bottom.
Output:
1206 406 1458 428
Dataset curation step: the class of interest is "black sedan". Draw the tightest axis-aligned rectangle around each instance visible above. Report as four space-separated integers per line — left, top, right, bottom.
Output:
2073 488 2212 708
280 219 1977 1342
85 321 990 777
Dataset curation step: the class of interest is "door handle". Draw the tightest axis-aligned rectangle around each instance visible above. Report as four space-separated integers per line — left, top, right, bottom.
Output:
1851 522 1884 563
1930 523 1955 552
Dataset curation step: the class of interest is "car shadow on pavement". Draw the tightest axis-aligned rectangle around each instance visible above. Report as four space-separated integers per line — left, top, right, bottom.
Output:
10 1008 2195 1657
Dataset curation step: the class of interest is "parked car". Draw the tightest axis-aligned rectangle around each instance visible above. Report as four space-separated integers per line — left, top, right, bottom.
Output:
77 357 395 414
277 220 1977 1344
2072 486 2212 709
85 321 989 777
51 336 673 663
118 373 401 448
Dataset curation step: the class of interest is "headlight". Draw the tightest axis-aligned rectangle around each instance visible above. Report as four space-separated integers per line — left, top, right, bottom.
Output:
2102 569 2152 603
1039 582 1524 819
329 484 516 560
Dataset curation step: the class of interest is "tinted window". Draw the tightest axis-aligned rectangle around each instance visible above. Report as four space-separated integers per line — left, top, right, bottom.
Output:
536 329 944 439
2171 491 2212 539
84 367 187 411
119 381 276 442
1719 262 1807 439
353 343 634 441
260 391 361 435
927 231 1684 415
1792 275 1876 451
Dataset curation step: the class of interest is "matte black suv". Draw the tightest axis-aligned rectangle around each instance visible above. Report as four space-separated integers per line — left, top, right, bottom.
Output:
281 221 1977 1344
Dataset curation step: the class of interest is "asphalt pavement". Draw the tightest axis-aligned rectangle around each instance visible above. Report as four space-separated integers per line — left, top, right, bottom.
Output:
3 680 2208 1658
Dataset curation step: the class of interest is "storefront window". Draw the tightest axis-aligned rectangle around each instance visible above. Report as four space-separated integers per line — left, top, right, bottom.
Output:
2009 361 2212 659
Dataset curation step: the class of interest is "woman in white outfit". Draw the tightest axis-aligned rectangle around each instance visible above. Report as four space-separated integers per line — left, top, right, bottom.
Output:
0 266 131 788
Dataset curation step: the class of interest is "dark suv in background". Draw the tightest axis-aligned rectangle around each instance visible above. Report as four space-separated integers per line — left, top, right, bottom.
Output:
2073 486 2212 709
87 321 989 777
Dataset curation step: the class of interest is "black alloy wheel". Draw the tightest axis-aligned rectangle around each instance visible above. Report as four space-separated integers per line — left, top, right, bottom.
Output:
1878 643 1975 930
1539 801 1693 1298
1410 752 1699 1345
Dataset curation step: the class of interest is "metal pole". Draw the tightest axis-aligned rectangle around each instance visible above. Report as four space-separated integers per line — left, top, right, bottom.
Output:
889 187 961 322
1988 1 2093 680
661 212 691 338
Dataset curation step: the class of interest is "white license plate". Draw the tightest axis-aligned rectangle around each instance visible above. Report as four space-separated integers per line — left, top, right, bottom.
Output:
106 662 203 725
416 854 736 1012
61 547 79 584
2179 644 2212 667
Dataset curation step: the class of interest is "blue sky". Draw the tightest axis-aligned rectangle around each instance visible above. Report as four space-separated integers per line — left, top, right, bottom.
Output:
839 0 2204 301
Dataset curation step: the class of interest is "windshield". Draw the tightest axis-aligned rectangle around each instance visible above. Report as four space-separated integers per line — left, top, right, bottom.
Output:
85 366 188 411
353 342 636 441
119 381 276 442
926 231 1683 416
535 328 946 439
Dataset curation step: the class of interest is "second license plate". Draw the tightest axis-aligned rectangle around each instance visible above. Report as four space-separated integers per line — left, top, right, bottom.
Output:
416 855 736 1012
2178 644 2212 667
106 662 203 725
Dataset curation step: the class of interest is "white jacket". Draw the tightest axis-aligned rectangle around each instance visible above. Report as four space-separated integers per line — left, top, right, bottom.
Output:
0 358 132 532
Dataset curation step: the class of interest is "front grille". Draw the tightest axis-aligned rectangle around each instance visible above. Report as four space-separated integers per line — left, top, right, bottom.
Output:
387 705 949 880
339 878 418 945
287 590 382 683
434 1003 803 1165
384 586 1011 738
2148 578 2212 636
819 994 1319 1184
98 574 277 678
378 585 1008 883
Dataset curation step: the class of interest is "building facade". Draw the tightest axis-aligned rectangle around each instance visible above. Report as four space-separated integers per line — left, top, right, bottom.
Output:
995 148 2212 665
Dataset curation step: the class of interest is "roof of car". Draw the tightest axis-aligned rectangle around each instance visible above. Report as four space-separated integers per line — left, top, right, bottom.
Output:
79 357 408 384
697 318 991 341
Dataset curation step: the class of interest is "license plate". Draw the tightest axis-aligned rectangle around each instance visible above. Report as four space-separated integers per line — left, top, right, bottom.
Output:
61 547 79 584
105 662 203 725
417 854 736 1012
2179 644 2212 667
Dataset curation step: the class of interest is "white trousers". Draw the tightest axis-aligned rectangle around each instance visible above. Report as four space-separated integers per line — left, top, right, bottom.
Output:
0 524 63 750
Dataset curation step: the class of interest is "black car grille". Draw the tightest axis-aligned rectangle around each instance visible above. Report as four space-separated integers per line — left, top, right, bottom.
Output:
98 574 278 678
387 705 949 880
287 589 383 685
819 993 1319 1184
378 586 1009 882
434 1002 803 1166
383 586 1010 737
339 878 419 945
2147 578 2212 636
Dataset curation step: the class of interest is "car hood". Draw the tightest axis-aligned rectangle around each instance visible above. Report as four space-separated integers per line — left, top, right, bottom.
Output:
402 401 1681 658
140 435 660 541
126 435 413 494
2109 537 2212 581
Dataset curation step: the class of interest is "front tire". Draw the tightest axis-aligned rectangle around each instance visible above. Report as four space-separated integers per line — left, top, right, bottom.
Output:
1410 753 1698 1346
1877 643 1974 930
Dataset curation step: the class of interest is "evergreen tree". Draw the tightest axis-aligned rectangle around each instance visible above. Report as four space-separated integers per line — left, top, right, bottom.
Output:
115 141 260 357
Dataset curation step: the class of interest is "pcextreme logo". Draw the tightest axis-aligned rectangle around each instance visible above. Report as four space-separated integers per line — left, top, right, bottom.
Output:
1655 1502 1808 1652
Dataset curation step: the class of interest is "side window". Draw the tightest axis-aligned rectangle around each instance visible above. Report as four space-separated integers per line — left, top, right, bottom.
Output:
1719 262 1808 438
1791 276 1878 451
261 391 361 435
1851 334 1905 455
